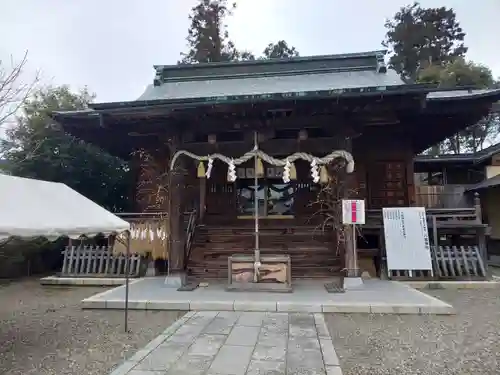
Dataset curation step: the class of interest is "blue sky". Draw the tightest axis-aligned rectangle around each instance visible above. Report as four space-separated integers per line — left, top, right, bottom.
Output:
1 0 499 103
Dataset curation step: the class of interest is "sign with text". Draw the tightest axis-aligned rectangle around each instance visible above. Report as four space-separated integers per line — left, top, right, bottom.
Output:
382 207 432 272
342 199 365 225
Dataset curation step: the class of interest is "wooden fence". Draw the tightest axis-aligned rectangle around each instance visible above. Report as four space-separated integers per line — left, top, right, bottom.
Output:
414 185 473 209
388 245 486 280
61 246 142 277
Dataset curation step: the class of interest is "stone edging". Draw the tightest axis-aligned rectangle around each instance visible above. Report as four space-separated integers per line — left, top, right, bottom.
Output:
108 311 196 375
40 276 129 286
314 313 343 375
404 280 500 290
81 298 455 315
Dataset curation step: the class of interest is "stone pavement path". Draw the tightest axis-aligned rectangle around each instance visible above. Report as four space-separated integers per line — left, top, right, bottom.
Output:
110 311 342 375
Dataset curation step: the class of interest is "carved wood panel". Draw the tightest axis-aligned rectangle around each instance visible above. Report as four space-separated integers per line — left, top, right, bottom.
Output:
368 161 408 208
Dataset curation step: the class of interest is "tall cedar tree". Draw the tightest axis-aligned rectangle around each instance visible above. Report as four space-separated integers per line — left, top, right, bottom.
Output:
180 0 248 63
180 0 299 63
383 2 467 81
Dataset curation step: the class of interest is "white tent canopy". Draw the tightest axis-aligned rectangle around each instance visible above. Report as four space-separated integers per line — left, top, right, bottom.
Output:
0 174 130 241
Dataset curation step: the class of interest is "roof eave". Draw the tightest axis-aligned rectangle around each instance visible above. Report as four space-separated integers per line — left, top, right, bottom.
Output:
414 156 477 164
88 83 436 111
426 88 500 101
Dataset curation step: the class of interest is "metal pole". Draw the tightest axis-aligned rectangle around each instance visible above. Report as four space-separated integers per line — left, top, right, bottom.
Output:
124 231 131 332
167 170 172 278
254 132 260 265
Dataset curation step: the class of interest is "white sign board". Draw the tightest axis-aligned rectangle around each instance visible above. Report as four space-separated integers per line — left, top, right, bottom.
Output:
382 207 433 272
342 199 365 225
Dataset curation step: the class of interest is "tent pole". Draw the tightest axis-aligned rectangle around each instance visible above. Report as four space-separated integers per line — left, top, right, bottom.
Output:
124 230 131 333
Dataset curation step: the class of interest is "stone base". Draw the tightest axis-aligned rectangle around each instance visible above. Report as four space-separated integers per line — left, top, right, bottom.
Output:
226 282 293 293
164 272 186 288
343 277 364 290
145 260 157 277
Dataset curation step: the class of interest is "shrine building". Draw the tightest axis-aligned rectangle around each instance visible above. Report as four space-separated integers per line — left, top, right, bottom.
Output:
53 51 500 282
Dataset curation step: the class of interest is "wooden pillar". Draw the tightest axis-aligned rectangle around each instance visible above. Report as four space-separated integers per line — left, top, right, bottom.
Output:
474 192 482 223
474 192 488 266
343 172 360 278
340 135 360 278
406 152 416 206
199 177 206 221
344 226 357 277
168 137 186 273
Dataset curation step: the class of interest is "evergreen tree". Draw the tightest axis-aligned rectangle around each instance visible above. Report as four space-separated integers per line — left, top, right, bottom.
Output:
262 40 299 59
2 86 133 212
418 59 499 154
179 1 300 63
180 0 246 63
383 2 467 81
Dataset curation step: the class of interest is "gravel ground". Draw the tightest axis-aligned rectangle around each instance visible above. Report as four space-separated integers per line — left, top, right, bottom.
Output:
326 287 500 375
0 278 185 375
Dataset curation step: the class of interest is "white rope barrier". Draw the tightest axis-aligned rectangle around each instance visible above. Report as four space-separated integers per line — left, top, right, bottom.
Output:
170 148 355 183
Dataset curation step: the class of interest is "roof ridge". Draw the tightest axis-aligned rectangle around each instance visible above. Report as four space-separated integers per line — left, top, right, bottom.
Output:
158 65 379 83
153 50 388 86
154 50 387 71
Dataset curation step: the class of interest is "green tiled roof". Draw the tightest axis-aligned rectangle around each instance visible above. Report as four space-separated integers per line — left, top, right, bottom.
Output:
133 50 403 104
136 69 406 102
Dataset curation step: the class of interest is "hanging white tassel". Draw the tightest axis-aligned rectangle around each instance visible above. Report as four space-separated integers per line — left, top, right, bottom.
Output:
227 159 237 182
205 158 214 179
283 159 291 183
310 159 320 183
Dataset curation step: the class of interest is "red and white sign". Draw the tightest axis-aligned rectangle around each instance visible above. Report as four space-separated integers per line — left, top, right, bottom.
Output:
342 199 365 225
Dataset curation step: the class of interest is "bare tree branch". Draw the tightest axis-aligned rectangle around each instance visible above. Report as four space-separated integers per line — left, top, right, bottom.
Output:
0 51 39 128
309 160 360 264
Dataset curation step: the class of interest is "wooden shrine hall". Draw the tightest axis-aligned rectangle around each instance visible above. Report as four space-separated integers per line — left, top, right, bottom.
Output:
53 51 500 285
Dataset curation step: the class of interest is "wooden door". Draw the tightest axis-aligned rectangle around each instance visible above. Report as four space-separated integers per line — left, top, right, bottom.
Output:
205 160 237 218
368 161 408 208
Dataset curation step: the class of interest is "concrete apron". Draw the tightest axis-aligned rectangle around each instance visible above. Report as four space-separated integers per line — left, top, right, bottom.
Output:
82 278 455 315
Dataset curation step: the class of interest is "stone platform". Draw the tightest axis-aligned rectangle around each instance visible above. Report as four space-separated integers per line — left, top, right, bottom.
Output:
83 278 454 315
109 311 342 375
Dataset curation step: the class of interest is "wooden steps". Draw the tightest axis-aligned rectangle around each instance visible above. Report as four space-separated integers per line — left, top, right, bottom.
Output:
186 222 342 280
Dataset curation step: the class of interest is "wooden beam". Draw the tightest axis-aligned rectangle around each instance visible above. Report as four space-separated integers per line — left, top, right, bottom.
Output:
185 110 406 133
180 137 352 157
